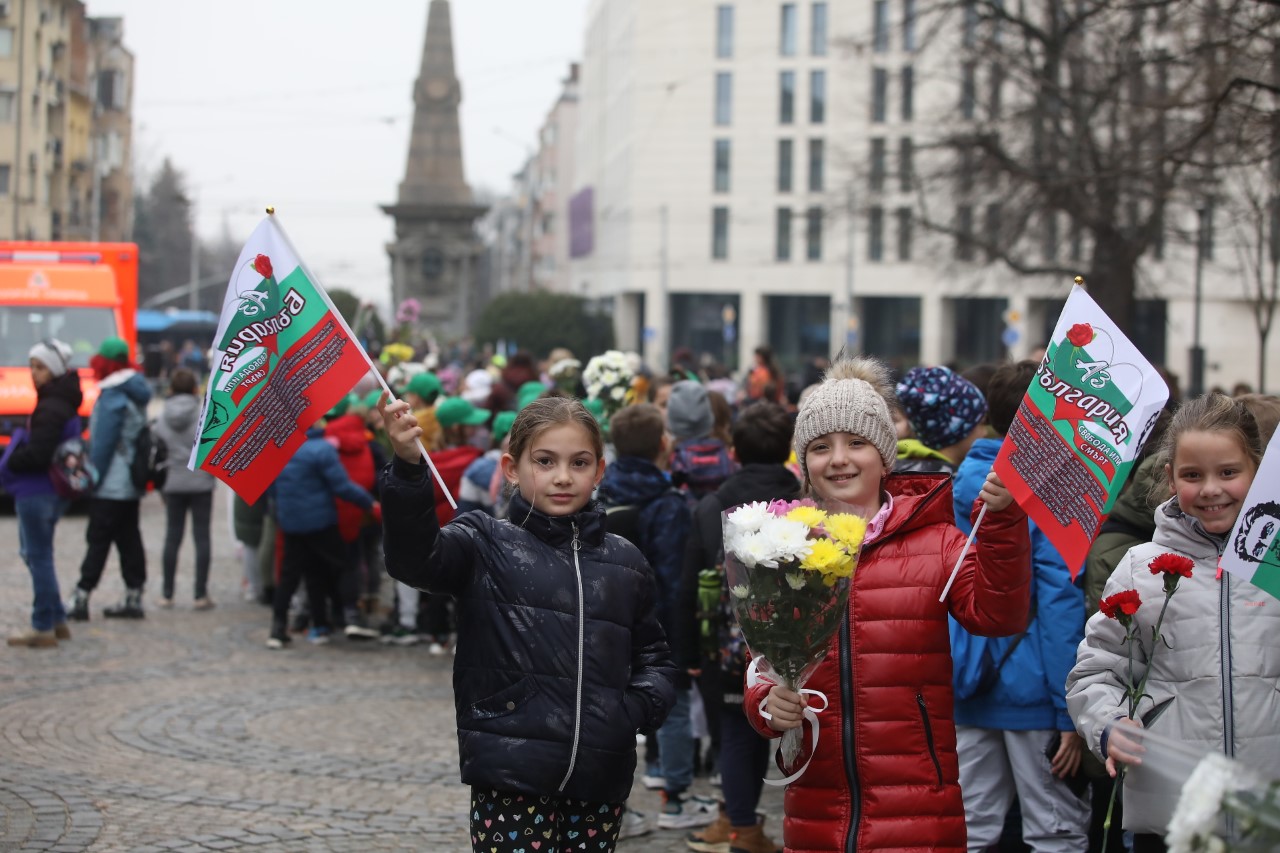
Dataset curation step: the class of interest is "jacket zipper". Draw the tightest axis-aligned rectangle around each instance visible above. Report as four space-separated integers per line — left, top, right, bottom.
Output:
1218 547 1235 759
839 609 861 852
557 521 587 792
916 693 944 787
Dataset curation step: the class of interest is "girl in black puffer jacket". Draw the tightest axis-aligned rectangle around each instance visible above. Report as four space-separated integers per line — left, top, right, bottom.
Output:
379 395 676 853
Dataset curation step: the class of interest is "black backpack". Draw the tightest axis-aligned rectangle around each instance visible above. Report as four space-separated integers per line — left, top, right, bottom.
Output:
129 418 168 492
604 503 642 548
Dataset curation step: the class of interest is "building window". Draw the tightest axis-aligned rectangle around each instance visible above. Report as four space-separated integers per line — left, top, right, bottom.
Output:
897 207 913 260
778 139 794 192
870 138 887 192
904 0 918 51
97 70 125 110
901 66 914 121
985 202 1002 259
873 0 890 52
963 0 978 48
779 71 796 124
809 139 825 191
810 70 826 124
0 27 12 58
776 207 793 261
806 207 823 260
715 72 733 125
712 206 730 259
956 205 975 260
811 2 828 55
872 67 888 123
869 206 885 261
0 90 14 123
0 164 10 196
714 139 731 193
960 62 976 119
716 5 734 58
781 3 798 56
899 137 914 191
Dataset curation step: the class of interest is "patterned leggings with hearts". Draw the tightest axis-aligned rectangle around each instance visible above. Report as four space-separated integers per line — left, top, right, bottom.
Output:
470 788 625 853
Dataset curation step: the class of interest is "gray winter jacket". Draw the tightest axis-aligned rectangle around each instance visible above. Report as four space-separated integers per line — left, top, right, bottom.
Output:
1066 497 1280 835
153 394 215 495
89 369 151 501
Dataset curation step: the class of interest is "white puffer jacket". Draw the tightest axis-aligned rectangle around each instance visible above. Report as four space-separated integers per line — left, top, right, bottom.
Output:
1067 498 1280 835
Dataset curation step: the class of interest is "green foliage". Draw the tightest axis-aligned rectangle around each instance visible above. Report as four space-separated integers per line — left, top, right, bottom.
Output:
327 287 361 327
473 291 614 359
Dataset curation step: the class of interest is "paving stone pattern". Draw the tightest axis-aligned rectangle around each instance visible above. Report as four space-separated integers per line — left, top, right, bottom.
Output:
0 490 783 851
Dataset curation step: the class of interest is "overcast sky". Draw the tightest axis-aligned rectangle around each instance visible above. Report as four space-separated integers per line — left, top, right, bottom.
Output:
90 0 588 309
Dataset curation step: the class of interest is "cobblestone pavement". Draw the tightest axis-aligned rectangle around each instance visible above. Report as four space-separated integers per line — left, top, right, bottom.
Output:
0 489 783 851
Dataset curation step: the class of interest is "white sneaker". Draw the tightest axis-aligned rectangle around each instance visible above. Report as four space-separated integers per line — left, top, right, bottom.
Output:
618 808 650 839
642 774 666 791
427 641 448 656
657 793 717 830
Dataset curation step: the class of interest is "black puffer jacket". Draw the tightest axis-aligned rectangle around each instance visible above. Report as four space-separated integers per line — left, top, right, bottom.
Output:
381 457 677 804
4 371 82 473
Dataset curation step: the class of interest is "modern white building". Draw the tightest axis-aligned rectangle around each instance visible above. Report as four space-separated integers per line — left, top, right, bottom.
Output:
567 0 1279 392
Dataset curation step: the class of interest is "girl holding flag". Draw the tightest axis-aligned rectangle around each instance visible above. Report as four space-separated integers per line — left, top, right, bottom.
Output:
1067 394 1280 852
746 355 1032 852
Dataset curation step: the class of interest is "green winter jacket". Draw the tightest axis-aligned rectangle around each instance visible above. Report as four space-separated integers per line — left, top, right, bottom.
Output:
1082 455 1163 615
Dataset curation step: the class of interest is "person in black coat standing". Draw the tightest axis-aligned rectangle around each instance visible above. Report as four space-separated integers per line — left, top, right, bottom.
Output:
378 394 676 853
0 340 83 647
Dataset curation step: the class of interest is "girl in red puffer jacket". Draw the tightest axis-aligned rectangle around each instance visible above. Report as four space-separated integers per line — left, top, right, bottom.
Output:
744 356 1032 853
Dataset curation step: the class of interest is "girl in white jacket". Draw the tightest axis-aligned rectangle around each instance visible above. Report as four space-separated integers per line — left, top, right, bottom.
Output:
1066 394 1280 852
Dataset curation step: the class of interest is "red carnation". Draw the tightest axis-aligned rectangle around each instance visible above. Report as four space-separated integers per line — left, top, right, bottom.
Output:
253 254 273 279
1099 589 1142 625
1067 323 1094 347
1148 553 1194 579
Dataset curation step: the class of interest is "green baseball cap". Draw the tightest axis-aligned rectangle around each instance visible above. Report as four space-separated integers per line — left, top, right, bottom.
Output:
437 396 491 428
492 410 517 441
326 394 354 419
362 389 385 409
517 381 546 410
406 372 442 401
98 336 129 363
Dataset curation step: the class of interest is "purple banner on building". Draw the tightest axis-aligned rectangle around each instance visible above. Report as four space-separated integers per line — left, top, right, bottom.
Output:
569 187 594 259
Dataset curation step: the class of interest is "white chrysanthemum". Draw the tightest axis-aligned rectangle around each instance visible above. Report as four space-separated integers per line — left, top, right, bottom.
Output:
726 502 771 535
759 516 813 562
610 386 626 401
1165 753 1240 853
785 573 806 590
730 584 749 599
549 358 580 377
737 532 780 568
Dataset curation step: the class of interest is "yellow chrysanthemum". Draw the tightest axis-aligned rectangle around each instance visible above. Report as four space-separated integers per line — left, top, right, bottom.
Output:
800 538 846 574
825 513 869 551
786 505 828 528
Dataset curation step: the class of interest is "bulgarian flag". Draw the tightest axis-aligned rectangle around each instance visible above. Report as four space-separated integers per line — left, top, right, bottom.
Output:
992 282 1170 578
1218 436 1280 601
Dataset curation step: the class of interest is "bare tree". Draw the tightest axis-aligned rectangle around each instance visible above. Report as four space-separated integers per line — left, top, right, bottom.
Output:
133 159 194 306
884 0 1278 334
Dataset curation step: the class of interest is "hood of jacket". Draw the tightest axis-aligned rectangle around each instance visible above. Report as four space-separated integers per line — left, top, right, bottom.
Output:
40 370 84 411
505 491 607 550
162 394 200 432
1152 495 1225 560
99 369 152 406
598 456 673 508
1107 453 1164 532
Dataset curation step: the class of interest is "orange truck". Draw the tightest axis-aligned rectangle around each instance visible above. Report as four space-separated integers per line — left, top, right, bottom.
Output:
0 241 138 451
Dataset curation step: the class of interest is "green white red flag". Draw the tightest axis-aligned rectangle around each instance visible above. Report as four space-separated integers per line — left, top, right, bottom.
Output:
188 216 371 503
1218 436 1280 601
992 284 1169 578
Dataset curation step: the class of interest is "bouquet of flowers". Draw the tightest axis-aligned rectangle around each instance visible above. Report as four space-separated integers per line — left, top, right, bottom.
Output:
722 498 868 771
1166 752 1280 852
582 350 634 419
548 357 582 397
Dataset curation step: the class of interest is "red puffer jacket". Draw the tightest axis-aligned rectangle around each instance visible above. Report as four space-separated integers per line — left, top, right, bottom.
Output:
745 472 1032 853
325 414 376 543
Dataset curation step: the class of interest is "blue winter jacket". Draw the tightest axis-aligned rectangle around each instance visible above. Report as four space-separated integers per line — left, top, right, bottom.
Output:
89 369 152 501
272 427 373 535
950 437 1085 731
597 455 692 642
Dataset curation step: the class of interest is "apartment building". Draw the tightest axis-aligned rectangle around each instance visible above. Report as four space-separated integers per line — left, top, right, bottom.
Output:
0 0 132 242
567 0 1278 391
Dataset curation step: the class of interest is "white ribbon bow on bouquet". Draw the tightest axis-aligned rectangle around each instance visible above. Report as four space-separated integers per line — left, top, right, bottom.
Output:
748 657 830 786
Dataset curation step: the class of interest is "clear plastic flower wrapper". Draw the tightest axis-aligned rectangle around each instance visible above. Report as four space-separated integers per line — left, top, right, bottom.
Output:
722 498 870 775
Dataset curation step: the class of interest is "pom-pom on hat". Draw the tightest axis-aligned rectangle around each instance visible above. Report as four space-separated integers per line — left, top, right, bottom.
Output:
895 366 988 451
793 356 898 483
666 380 714 441
98 336 130 363
28 339 73 377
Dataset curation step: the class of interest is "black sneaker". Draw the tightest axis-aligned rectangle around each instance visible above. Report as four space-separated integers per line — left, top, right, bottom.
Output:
103 588 144 619
266 620 291 650
66 589 90 622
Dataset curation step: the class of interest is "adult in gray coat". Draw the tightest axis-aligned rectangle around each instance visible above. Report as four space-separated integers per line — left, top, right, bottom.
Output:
153 369 218 609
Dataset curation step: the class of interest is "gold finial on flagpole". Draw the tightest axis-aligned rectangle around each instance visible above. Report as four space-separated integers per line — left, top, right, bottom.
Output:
1074 275 1085 289
265 206 276 215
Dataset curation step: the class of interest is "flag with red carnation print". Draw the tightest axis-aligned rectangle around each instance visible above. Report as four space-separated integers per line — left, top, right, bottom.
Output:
1218 436 1280 601
187 216 372 503
992 283 1169 578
